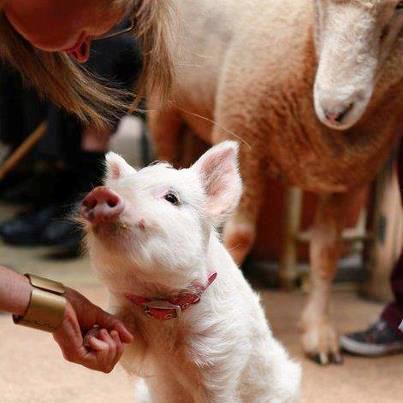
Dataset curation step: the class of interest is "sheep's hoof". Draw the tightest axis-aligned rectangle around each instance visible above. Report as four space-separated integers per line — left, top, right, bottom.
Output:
311 352 343 365
302 319 343 366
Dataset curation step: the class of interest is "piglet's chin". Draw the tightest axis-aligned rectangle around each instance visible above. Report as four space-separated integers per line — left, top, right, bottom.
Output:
90 220 129 238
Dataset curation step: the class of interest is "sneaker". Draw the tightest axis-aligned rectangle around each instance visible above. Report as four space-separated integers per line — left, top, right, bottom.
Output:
341 319 403 357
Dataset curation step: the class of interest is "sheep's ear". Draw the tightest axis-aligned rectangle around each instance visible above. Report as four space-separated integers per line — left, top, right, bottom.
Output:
105 152 137 181
192 141 242 224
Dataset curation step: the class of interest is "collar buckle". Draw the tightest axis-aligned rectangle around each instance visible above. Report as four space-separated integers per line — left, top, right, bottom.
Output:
143 300 182 320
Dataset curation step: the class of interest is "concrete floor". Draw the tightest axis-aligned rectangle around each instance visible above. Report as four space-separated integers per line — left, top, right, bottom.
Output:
0 204 402 403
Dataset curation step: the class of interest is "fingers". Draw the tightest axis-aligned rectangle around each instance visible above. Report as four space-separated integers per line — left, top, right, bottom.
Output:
54 295 132 373
95 309 133 344
99 329 118 370
111 330 124 357
53 303 85 363
56 322 125 373
86 328 125 373
87 333 108 351
112 321 134 344
83 326 101 347
65 288 133 345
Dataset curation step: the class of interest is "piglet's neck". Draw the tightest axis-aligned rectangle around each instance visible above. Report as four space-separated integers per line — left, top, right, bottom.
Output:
112 258 213 302
139 233 221 296
104 234 222 300
125 267 211 299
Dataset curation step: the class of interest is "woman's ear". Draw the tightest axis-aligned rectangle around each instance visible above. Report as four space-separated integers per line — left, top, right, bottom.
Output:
192 141 242 225
105 152 137 181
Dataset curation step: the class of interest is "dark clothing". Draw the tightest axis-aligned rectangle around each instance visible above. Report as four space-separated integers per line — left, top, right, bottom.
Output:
0 30 142 162
0 32 142 255
0 30 141 210
0 64 46 149
381 252 403 330
39 33 142 163
381 141 403 331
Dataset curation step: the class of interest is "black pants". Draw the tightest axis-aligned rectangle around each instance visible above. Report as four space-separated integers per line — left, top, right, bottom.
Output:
381 141 403 330
0 29 142 163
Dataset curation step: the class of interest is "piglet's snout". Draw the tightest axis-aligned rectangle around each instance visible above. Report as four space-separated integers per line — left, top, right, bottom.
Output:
80 186 124 224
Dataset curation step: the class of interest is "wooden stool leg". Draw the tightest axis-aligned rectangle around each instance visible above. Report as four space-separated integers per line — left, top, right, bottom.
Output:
0 121 47 181
279 187 303 289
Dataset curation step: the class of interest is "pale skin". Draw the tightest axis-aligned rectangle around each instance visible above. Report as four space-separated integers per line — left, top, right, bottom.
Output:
2 0 129 63
0 265 133 373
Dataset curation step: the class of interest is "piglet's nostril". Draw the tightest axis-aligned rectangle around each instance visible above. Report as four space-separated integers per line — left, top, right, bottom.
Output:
106 197 119 208
83 196 97 209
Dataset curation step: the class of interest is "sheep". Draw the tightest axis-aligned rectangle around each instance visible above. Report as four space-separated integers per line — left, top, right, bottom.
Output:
148 0 403 365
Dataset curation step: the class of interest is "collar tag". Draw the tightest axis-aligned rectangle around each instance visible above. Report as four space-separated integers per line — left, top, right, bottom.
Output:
144 300 182 320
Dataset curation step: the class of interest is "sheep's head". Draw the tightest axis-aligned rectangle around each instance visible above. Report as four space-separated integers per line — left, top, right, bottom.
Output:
313 0 403 130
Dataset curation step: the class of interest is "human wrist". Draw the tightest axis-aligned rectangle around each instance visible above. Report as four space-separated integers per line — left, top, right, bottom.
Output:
0 266 32 316
12 274 32 316
63 287 86 311
13 274 66 332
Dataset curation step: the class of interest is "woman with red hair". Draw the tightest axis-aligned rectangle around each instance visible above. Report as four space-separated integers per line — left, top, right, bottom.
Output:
0 0 174 125
0 0 172 372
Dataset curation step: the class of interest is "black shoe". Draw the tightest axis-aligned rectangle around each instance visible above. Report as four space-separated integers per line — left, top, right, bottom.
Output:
40 209 84 259
0 170 31 201
341 319 403 357
0 170 61 205
45 239 83 260
0 204 83 252
0 206 58 246
41 216 83 247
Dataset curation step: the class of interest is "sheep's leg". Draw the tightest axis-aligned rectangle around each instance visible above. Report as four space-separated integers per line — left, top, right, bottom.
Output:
178 129 210 168
148 106 184 165
214 132 265 265
301 192 350 365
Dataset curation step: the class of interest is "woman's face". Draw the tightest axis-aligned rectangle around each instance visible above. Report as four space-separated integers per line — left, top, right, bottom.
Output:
3 0 129 63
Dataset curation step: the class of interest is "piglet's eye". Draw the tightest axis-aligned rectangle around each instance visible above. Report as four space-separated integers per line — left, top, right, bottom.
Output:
397 1 403 10
164 192 180 206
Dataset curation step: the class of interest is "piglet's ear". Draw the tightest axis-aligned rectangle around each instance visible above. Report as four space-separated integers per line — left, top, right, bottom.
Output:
105 152 136 181
192 141 242 225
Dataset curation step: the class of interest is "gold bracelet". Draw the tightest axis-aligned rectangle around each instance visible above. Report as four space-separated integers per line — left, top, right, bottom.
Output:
13 274 66 333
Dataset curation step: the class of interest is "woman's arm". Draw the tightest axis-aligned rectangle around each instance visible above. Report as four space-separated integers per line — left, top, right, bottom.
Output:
0 265 31 316
0 264 133 372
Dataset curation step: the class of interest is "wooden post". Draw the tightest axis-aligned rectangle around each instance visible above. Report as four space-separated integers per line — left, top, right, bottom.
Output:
279 187 303 289
0 121 47 181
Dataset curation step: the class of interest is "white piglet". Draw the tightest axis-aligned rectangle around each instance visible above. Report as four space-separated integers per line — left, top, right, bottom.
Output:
80 141 301 403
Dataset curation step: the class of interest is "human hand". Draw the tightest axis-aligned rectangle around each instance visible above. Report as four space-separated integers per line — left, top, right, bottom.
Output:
53 288 133 373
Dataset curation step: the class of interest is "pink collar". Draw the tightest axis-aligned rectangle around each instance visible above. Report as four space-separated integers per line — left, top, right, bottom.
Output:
126 272 217 320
